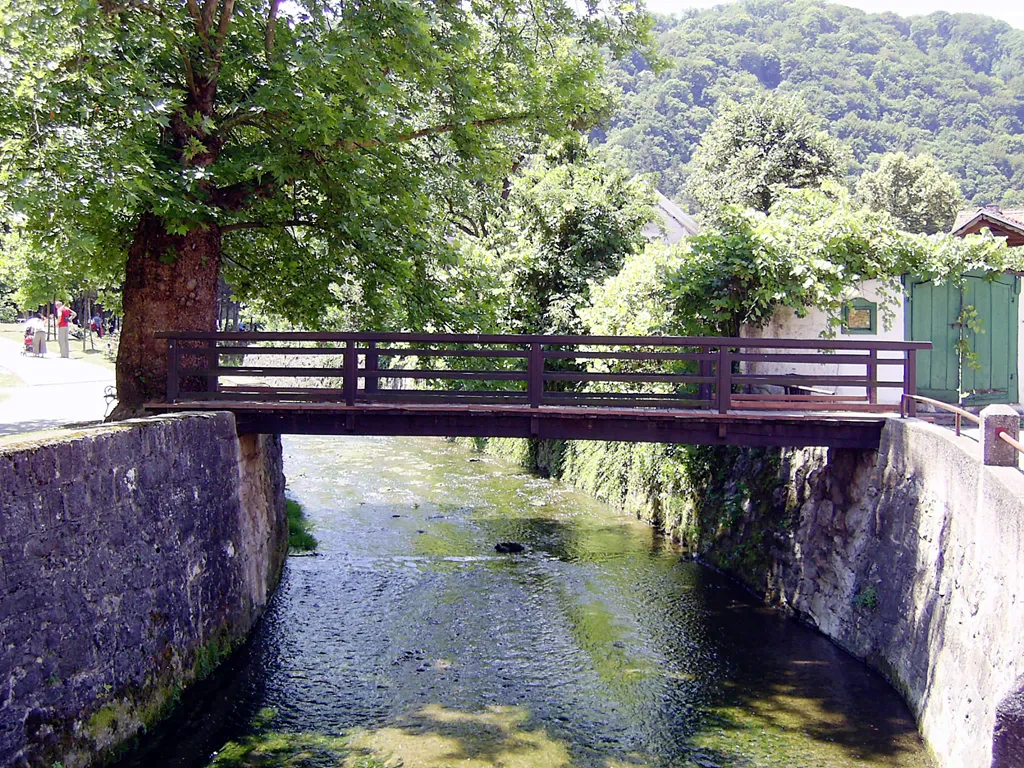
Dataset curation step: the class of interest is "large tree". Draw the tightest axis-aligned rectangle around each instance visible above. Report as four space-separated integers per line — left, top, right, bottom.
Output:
685 92 848 219
856 152 965 234
0 0 653 415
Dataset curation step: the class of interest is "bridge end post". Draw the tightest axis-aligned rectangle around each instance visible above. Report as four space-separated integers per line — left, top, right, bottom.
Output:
904 349 917 418
205 338 219 394
867 348 878 405
167 338 179 404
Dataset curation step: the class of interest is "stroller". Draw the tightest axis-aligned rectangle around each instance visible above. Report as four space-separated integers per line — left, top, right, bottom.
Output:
22 327 33 356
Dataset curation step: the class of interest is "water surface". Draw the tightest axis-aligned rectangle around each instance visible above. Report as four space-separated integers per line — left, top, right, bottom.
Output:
119 436 931 768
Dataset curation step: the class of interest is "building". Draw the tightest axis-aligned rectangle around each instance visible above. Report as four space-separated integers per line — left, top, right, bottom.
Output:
951 205 1024 246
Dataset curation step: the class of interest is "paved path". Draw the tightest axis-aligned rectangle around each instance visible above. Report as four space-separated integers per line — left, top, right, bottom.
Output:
0 339 116 438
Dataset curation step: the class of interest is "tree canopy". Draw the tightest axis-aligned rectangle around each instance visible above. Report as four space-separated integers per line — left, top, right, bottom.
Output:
1 0 654 325
855 152 965 234
685 92 847 216
587 184 1022 339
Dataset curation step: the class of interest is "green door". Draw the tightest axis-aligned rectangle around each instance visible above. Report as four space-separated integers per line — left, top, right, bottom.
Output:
960 273 1019 405
906 272 1020 405
907 277 961 403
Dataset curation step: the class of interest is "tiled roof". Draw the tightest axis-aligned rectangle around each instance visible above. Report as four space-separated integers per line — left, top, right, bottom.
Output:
952 207 1024 235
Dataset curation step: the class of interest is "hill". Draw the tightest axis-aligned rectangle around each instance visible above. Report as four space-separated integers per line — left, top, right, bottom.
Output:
597 0 1024 210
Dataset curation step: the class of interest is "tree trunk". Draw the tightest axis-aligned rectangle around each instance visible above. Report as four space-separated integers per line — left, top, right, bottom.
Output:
109 213 222 419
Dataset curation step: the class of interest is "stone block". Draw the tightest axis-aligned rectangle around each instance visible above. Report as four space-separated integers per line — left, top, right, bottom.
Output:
993 676 1024 768
981 404 1020 467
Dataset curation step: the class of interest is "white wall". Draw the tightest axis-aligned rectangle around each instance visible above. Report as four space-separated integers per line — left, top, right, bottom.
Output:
740 281 907 405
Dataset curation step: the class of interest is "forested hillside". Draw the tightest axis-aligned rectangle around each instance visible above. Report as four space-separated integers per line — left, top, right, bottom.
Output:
598 0 1024 209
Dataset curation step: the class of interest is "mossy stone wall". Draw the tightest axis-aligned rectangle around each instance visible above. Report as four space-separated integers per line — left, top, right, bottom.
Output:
0 413 288 767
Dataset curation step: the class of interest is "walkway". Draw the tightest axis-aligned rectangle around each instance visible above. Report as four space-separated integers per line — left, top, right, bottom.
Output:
0 339 115 438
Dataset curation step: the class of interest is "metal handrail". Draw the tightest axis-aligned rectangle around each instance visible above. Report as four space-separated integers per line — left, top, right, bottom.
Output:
998 430 1024 456
901 394 980 436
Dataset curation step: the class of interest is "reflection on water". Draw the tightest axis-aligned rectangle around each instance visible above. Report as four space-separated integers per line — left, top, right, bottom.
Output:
117 436 932 768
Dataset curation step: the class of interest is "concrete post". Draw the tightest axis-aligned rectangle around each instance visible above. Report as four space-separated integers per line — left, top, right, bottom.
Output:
980 404 1020 467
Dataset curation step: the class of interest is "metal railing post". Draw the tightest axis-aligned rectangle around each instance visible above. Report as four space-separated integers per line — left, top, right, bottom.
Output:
717 346 731 414
528 343 543 408
344 339 357 406
904 349 917 417
167 338 179 403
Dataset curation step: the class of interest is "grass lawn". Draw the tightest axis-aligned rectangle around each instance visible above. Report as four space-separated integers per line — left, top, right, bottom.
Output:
0 322 117 372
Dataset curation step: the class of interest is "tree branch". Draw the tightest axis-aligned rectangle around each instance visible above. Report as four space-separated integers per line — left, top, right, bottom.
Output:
221 219 325 233
177 43 200 100
202 0 218 31
184 0 214 57
210 175 278 211
215 0 236 57
100 0 164 17
340 112 533 152
266 0 281 55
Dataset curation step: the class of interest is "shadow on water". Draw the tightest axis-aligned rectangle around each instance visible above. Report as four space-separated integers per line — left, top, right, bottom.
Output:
115 436 932 768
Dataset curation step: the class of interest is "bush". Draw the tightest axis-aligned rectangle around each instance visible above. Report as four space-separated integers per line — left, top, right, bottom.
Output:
285 499 317 552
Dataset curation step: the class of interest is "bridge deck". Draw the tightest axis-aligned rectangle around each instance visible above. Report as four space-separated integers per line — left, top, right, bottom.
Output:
146 400 891 449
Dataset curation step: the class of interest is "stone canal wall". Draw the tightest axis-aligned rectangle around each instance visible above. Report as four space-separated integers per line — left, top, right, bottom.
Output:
474 421 1024 768
684 418 1024 768
0 412 288 768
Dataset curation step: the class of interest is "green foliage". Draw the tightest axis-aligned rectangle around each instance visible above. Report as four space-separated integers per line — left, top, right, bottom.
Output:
0 0 656 329
686 92 848 217
852 585 879 611
286 498 317 553
475 139 657 335
599 0 1024 208
649 184 1020 337
856 153 965 234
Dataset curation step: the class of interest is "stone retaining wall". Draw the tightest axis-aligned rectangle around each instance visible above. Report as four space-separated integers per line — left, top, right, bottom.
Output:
0 413 288 767
689 419 1024 768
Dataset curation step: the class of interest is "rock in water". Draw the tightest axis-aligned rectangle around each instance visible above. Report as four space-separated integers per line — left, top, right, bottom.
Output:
495 542 525 554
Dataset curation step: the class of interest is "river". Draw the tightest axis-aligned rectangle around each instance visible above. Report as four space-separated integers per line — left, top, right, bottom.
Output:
118 435 932 768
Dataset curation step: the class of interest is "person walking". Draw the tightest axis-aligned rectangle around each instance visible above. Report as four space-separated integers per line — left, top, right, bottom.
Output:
54 300 76 359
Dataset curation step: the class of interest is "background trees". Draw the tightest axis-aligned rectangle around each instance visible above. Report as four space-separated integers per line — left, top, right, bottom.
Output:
856 152 965 234
597 0 1024 209
685 93 848 217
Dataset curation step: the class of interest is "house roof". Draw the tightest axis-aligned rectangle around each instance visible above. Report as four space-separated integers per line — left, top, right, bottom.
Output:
952 206 1024 238
643 191 700 244
655 192 701 237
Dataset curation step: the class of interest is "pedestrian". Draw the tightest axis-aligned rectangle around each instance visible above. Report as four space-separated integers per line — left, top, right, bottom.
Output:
24 313 47 356
54 300 76 359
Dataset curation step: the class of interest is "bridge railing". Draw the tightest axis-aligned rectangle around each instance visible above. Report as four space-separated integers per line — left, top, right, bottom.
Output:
155 332 931 415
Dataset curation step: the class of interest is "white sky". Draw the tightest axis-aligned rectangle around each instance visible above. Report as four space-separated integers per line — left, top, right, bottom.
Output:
644 0 1024 29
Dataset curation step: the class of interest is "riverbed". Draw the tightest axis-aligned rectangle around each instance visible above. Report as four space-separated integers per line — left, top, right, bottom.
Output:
118 435 932 768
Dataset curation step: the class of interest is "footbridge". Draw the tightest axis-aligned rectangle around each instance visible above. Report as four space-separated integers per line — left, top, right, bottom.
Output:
145 332 929 449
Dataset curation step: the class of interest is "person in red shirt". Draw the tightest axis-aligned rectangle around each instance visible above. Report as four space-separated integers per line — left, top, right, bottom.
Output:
54 300 77 358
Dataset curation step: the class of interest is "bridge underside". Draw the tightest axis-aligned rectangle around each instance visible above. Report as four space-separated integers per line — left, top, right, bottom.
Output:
146 401 888 449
